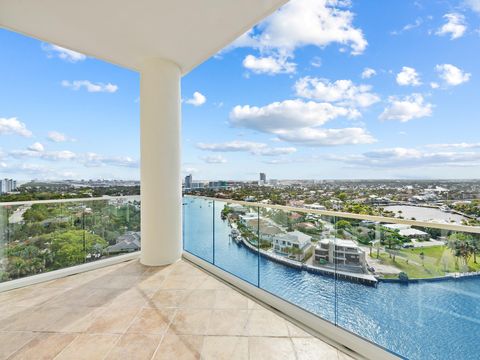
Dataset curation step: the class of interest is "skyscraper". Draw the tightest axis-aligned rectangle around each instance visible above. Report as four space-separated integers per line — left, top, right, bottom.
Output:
185 174 193 189
260 173 266 182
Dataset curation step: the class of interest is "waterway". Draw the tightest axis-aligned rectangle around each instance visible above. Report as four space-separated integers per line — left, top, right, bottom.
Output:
183 197 480 360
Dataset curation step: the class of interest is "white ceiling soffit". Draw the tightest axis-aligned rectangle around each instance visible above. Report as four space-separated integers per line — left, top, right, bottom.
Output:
0 0 288 74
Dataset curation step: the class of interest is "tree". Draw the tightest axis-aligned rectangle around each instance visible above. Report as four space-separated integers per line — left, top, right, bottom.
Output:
448 233 474 268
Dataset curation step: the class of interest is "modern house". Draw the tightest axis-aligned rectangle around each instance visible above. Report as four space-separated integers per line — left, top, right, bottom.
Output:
272 230 312 261
106 231 141 254
315 238 366 270
383 223 429 239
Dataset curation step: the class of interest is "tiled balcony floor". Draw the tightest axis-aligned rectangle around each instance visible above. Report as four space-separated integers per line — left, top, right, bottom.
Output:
0 259 355 360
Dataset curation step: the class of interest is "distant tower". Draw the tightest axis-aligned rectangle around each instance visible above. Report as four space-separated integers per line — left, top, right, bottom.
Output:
260 173 266 183
185 174 193 189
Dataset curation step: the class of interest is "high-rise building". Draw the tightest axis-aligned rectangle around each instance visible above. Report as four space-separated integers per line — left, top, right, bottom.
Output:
260 173 266 182
0 178 17 194
184 174 193 189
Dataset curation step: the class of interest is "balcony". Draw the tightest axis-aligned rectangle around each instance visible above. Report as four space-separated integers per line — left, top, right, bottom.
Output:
1 258 353 359
2 196 480 359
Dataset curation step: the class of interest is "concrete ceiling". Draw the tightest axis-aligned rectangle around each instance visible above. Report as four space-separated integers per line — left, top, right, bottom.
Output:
0 0 287 74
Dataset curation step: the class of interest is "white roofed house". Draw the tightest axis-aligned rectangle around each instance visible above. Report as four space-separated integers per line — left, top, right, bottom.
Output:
273 230 312 261
315 238 366 272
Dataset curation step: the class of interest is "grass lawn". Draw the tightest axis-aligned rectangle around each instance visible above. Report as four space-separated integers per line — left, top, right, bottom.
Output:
374 245 480 279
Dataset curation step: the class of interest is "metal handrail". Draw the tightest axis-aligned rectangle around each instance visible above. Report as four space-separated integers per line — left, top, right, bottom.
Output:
0 195 140 206
186 195 480 234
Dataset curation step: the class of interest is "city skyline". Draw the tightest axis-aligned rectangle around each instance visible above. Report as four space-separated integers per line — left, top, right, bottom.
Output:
2 0 480 181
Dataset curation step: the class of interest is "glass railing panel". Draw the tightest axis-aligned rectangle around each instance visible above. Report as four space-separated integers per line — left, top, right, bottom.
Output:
183 196 214 263
0 197 141 283
334 215 480 359
213 201 259 286
258 206 336 323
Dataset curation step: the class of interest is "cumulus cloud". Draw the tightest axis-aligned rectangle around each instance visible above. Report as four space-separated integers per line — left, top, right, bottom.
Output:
227 0 367 76
0 118 33 137
201 155 228 164
230 99 360 133
396 66 422 86
61 80 118 93
28 142 45 152
465 0 480 13
361 67 376 79
47 131 74 143
435 64 471 86
294 77 380 107
436 13 466 39
275 127 376 146
185 91 207 106
329 147 480 168
242 54 296 75
379 94 432 122
196 141 297 156
41 44 86 62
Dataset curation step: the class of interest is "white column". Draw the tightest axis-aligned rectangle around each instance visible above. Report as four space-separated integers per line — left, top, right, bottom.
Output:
140 58 182 266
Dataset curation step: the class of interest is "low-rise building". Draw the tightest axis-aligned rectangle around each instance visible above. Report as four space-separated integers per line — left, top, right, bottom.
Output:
383 224 429 239
106 231 141 254
272 230 312 261
314 238 366 269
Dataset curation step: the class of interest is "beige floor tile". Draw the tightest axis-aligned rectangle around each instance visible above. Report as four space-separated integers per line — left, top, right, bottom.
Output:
195 276 230 290
338 351 356 360
55 334 119 360
9 333 77 360
180 289 216 309
206 309 249 336
160 274 206 290
105 333 162 360
147 289 187 308
5 307 72 332
292 338 339 360
245 309 290 337
86 307 140 334
287 322 313 338
248 337 296 360
153 330 203 360
0 331 36 360
202 336 248 360
170 309 212 335
127 308 176 335
214 289 249 309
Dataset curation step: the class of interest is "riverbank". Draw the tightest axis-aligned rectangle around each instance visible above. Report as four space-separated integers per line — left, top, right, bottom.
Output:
236 234 378 286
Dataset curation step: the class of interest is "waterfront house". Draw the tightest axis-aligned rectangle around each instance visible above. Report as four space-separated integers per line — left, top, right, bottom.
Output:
273 230 312 261
314 238 366 270
383 224 429 239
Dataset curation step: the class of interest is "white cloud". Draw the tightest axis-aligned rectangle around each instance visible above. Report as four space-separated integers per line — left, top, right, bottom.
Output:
61 80 118 93
465 0 480 13
242 54 296 75
275 127 376 146
47 131 73 142
379 94 432 122
10 148 77 161
0 118 33 137
196 141 297 156
396 66 422 86
42 44 86 62
361 67 376 79
330 147 480 168
28 142 45 152
185 91 207 106
294 77 380 107
435 64 471 86
310 57 322 68
436 13 467 40
201 155 228 164
230 99 360 135
229 0 367 56
430 82 440 89
426 142 480 149
82 153 138 168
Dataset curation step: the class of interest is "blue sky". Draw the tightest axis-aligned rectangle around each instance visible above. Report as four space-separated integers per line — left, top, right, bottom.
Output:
2 0 480 181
